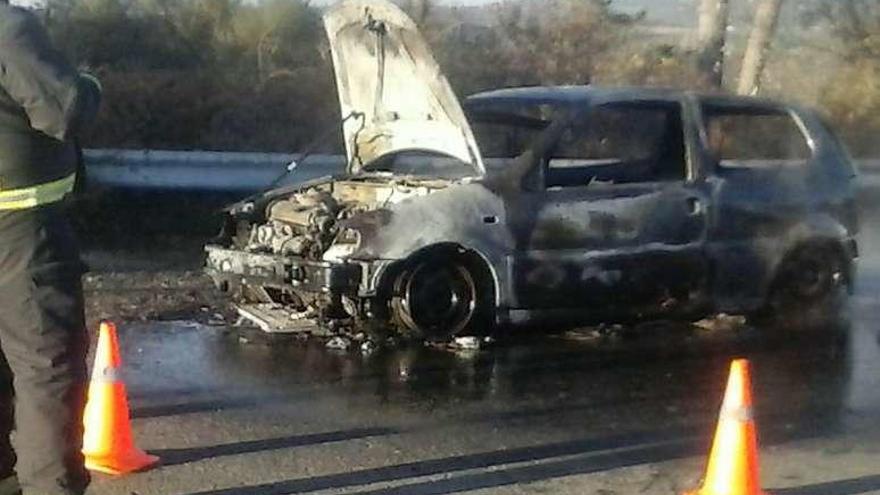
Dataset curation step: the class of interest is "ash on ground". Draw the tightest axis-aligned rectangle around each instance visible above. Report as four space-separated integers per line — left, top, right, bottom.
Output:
83 271 234 332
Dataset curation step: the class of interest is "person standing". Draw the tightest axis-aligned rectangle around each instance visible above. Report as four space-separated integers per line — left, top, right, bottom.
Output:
0 1 101 494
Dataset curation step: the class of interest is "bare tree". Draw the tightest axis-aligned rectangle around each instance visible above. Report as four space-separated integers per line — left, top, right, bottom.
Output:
696 0 730 88
737 0 785 95
802 0 880 61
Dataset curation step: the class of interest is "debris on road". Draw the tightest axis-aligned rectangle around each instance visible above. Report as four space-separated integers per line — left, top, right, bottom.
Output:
694 314 748 333
208 313 226 326
326 336 351 351
235 303 323 335
562 324 626 342
83 271 229 331
420 335 498 355
453 336 481 351
360 340 376 354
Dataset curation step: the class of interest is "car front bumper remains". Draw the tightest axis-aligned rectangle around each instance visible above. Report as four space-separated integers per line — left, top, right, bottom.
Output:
205 245 362 295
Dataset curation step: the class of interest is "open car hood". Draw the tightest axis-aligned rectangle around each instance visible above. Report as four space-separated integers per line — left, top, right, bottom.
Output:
323 0 484 175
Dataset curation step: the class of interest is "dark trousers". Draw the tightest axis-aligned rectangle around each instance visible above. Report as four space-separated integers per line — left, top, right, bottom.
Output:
0 204 89 495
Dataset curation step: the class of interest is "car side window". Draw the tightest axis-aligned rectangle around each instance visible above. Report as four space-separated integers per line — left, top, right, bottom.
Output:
702 105 811 169
546 102 687 188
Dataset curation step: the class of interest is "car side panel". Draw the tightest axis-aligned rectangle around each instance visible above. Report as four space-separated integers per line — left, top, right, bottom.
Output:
703 107 859 312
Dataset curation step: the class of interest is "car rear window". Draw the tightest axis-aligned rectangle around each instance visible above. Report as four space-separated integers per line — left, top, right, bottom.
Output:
702 105 812 169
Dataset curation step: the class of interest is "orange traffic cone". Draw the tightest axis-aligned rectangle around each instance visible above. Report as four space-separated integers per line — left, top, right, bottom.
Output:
685 359 767 495
82 321 160 475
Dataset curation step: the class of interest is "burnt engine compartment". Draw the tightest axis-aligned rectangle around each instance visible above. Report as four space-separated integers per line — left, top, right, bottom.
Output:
236 177 452 262
213 177 456 334
245 189 350 259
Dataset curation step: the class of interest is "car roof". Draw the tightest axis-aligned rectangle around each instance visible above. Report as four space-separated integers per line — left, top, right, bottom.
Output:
466 85 790 110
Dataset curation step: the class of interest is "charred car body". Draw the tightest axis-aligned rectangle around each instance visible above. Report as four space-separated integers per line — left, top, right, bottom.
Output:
205 0 859 339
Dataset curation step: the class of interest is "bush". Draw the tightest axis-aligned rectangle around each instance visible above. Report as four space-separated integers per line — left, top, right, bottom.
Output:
820 60 880 157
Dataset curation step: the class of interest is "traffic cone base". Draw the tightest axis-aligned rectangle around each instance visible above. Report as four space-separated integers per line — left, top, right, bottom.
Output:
85 449 160 476
684 359 768 495
82 321 160 476
685 486 768 495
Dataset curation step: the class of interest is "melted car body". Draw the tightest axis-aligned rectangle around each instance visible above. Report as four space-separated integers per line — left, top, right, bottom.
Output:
205 0 859 338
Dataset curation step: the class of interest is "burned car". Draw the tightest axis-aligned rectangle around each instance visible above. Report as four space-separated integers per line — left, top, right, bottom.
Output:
205 0 859 339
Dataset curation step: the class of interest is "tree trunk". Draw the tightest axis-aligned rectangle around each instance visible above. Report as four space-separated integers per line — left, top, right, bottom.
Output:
696 0 730 88
738 0 785 95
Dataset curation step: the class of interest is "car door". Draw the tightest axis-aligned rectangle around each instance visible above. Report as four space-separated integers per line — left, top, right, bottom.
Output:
509 100 710 320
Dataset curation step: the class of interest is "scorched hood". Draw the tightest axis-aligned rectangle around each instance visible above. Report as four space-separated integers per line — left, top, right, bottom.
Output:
323 0 485 175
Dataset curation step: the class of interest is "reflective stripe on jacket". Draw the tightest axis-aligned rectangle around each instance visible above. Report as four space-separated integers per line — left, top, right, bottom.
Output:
0 173 75 210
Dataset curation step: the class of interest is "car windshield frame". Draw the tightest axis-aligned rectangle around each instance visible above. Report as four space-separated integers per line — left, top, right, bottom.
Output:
466 99 575 162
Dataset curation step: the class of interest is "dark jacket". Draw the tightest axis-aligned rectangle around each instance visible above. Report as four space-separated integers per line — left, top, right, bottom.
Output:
0 2 100 191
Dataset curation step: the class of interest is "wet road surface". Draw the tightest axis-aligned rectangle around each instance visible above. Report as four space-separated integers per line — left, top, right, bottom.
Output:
79 270 880 495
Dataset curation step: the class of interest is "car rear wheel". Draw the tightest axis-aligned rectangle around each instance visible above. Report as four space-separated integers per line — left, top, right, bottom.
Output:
390 258 482 340
753 244 849 332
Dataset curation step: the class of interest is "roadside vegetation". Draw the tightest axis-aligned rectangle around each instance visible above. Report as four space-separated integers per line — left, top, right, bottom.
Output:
41 0 880 157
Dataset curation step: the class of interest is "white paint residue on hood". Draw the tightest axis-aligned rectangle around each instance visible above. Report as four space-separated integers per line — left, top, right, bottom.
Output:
323 0 484 176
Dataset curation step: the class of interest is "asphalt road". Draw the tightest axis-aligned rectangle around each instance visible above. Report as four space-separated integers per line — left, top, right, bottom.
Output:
80 275 880 493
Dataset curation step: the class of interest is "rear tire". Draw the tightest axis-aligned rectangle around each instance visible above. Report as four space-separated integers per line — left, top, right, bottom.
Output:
751 244 850 332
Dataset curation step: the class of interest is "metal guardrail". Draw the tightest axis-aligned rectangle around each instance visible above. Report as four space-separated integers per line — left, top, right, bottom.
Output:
84 149 346 192
859 162 880 188
84 149 880 193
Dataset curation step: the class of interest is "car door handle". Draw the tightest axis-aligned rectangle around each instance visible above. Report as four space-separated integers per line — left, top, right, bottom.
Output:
686 197 704 216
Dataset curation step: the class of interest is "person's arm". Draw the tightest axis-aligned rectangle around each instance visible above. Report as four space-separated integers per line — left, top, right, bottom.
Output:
0 8 100 142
